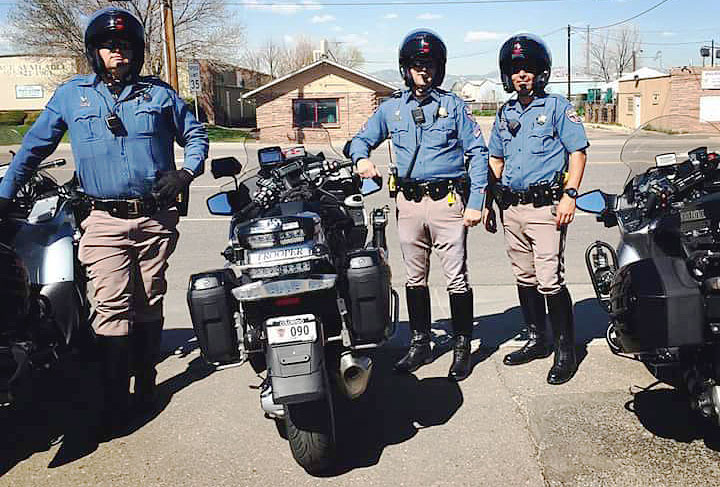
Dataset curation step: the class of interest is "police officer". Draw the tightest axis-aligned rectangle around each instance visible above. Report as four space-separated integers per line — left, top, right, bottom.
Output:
0 8 208 434
350 29 488 382
486 33 588 385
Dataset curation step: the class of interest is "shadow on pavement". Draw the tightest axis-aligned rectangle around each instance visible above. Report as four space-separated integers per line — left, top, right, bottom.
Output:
628 387 720 451
319 348 463 476
0 354 102 473
428 296 609 379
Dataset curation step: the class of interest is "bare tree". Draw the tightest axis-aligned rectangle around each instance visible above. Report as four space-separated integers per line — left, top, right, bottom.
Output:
5 0 245 76
242 36 366 79
588 25 642 81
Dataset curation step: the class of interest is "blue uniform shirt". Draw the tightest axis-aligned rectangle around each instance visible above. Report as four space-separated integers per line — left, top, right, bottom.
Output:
349 89 489 210
0 74 209 200
488 94 588 191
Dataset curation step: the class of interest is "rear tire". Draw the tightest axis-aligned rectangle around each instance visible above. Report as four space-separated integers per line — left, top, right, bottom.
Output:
284 399 335 475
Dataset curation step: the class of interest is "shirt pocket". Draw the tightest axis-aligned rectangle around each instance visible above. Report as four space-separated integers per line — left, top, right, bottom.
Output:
71 106 102 141
134 104 165 136
425 118 455 148
389 121 413 151
528 124 554 155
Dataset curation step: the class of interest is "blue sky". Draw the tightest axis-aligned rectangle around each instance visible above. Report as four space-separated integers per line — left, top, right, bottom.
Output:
0 0 718 77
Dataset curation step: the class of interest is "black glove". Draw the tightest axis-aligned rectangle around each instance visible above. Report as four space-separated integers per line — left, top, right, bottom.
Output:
0 197 11 220
155 169 193 207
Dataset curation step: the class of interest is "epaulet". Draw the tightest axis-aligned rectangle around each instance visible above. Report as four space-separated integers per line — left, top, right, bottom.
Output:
139 76 174 91
390 89 403 98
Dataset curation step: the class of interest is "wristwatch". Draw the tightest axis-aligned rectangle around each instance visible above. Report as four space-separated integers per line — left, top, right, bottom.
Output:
563 187 579 199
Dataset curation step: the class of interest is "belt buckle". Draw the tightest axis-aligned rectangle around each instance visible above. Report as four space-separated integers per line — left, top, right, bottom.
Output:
127 199 141 218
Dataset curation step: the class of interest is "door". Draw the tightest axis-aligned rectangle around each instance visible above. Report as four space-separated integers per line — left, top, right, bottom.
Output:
634 96 642 128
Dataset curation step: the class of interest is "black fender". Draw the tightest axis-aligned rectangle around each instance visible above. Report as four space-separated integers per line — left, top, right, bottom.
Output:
39 281 85 346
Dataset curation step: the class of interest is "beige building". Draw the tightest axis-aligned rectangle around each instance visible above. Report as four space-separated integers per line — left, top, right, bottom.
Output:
243 59 396 142
0 55 77 111
617 67 720 129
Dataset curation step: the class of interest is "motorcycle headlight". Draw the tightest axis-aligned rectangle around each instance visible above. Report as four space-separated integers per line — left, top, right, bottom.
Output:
245 229 308 249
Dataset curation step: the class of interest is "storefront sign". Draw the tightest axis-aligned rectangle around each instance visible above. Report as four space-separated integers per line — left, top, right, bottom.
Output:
15 85 44 99
702 70 720 90
700 96 720 122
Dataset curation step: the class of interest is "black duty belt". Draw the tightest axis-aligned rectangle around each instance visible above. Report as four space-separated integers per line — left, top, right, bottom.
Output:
492 182 563 210
91 196 159 219
397 177 468 203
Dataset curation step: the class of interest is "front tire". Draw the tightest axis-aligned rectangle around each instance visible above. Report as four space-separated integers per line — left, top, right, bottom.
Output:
284 399 335 475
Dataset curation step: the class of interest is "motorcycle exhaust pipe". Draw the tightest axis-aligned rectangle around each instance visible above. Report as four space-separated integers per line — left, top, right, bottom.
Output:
339 351 372 400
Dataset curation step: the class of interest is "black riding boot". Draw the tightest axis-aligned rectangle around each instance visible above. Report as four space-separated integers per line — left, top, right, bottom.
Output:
131 320 163 412
448 290 474 382
546 287 577 385
504 286 549 366
97 335 131 440
394 286 432 373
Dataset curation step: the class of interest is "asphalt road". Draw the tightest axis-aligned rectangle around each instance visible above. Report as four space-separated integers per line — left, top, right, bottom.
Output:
2 121 720 486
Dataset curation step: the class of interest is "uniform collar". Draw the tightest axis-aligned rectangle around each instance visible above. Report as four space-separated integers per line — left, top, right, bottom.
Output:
404 88 441 104
506 94 547 113
76 74 101 87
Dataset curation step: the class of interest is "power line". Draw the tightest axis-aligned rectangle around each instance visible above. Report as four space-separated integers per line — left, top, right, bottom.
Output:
589 0 674 30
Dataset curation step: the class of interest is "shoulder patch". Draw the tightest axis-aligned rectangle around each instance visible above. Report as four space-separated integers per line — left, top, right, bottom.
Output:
565 106 582 123
391 89 403 98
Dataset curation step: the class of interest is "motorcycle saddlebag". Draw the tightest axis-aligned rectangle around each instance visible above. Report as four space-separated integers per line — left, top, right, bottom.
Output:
346 248 391 344
610 256 704 353
187 268 240 364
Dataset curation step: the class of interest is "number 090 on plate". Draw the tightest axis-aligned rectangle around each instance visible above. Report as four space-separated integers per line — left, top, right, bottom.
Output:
266 314 317 345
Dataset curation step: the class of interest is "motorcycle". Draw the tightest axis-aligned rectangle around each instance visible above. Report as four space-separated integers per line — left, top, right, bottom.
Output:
187 143 397 474
577 114 720 422
0 156 92 405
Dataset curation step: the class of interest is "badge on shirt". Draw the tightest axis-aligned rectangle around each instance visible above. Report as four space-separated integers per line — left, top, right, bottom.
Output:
438 106 448 118
537 114 547 125
394 110 402 121
80 96 90 107
565 107 582 123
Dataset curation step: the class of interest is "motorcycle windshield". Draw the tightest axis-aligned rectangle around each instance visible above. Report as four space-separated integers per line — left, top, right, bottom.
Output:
620 114 720 183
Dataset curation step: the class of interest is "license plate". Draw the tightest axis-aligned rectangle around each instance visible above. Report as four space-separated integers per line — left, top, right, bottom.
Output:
248 245 312 265
266 314 317 345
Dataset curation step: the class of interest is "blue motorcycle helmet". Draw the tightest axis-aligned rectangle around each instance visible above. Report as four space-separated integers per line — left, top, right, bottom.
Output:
398 29 447 90
499 33 552 94
84 7 145 77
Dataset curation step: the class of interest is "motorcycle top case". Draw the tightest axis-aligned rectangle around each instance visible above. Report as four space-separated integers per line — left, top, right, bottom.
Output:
345 248 391 343
609 256 704 353
187 268 241 364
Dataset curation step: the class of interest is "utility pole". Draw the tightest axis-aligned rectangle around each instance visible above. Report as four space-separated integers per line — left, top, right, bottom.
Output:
567 25 571 99
713 39 715 67
632 50 637 72
586 24 590 75
162 0 179 90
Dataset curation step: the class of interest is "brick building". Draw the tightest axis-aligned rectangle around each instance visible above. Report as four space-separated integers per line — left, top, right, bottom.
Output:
242 59 396 142
617 66 720 129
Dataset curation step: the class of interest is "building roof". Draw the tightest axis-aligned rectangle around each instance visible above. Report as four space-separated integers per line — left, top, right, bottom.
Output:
241 58 397 99
617 67 669 81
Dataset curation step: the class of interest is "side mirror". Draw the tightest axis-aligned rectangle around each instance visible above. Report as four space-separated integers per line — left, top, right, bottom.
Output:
206 192 234 216
211 157 243 179
361 176 382 196
576 190 609 214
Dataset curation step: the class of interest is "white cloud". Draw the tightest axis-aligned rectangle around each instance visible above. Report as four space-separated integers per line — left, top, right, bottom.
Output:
242 0 322 15
417 13 442 20
312 14 335 23
464 31 504 42
339 33 369 47
332 26 343 32
383 13 398 19
661 31 676 37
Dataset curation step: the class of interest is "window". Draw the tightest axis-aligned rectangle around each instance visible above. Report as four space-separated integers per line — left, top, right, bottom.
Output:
293 99 338 127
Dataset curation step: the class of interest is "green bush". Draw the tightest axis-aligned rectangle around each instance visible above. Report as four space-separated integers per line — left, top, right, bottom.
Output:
472 109 497 117
0 111 27 126
24 111 43 125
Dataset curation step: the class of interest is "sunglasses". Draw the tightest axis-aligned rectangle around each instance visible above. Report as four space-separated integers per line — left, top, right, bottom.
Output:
511 62 538 75
410 60 435 71
98 39 133 51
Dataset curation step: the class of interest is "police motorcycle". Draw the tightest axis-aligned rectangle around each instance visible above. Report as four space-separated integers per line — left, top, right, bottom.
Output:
0 156 92 405
187 142 397 474
577 114 720 423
